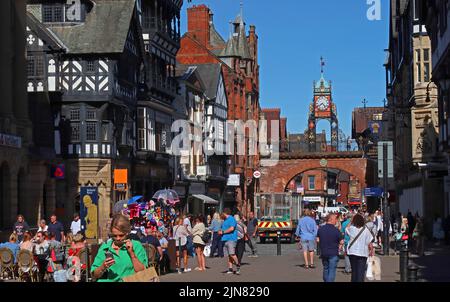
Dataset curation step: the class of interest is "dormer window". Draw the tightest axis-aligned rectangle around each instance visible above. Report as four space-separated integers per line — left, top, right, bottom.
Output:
43 4 63 23
42 2 87 23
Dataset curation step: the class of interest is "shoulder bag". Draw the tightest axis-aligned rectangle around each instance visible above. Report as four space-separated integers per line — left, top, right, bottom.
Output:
122 267 159 282
348 225 367 250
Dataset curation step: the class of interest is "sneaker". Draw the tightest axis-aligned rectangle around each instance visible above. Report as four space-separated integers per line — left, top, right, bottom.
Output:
184 268 191 273
236 267 241 275
226 269 234 274
177 269 182 274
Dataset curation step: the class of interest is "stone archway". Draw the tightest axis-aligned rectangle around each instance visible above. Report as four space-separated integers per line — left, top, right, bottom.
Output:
1 162 11 229
260 154 369 193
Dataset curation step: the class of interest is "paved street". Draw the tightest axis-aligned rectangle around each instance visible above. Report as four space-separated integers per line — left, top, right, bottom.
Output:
160 241 450 282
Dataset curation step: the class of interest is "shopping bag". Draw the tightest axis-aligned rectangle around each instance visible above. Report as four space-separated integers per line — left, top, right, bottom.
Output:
372 256 382 280
366 256 374 280
122 267 159 282
203 244 211 257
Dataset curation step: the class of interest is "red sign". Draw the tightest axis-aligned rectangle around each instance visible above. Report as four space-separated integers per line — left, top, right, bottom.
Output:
51 164 65 179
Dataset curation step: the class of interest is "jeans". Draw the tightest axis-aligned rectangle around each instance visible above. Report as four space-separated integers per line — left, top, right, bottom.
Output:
186 236 195 257
321 255 339 282
210 232 224 257
349 255 367 282
245 236 258 255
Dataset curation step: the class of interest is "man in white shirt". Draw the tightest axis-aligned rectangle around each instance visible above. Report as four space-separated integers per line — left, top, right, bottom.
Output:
70 213 82 235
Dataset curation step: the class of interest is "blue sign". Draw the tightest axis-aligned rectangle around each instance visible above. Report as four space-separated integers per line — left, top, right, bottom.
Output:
364 187 384 197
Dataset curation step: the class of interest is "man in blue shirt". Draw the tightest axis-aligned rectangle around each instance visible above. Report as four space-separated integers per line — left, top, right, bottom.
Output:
296 209 318 269
317 214 344 282
48 214 65 242
219 208 240 275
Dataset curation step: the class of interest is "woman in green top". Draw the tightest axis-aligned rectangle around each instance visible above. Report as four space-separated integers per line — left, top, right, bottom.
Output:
91 214 148 282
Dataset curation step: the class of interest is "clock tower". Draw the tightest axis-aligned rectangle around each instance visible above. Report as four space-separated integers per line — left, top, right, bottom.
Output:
307 58 339 152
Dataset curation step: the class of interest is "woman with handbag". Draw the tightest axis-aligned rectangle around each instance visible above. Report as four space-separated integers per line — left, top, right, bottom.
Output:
346 214 375 282
91 214 148 282
192 215 207 272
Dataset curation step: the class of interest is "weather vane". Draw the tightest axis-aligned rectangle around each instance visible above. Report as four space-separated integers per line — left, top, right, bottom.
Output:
362 98 368 109
320 56 325 74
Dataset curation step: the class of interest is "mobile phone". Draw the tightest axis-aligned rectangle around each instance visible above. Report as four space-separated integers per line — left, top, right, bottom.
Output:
105 251 114 260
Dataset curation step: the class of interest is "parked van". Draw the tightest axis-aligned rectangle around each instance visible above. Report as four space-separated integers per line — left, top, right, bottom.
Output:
317 206 349 216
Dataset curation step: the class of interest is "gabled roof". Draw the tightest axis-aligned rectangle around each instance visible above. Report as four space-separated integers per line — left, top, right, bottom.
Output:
26 12 67 51
194 64 223 100
44 0 137 54
175 64 207 94
209 24 226 48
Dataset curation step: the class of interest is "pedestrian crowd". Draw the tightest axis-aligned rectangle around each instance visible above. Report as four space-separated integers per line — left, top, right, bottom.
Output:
0 213 86 282
295 207 450 283
0 207 260 282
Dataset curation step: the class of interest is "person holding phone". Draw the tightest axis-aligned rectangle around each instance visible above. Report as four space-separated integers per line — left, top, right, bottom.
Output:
91 214 148 282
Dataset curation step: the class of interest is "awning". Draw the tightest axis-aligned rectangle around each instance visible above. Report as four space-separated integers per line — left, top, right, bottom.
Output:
192 194 220 205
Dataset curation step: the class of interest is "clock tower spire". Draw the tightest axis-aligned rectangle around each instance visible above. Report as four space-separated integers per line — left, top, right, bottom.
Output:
306 57 339 152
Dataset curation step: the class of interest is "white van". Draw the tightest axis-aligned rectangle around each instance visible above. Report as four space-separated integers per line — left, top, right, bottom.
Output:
317 206 349 216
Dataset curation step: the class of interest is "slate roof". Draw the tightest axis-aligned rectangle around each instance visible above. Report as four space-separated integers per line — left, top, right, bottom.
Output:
219 14 251 59
209 23 226 48
36 0 137 54
195 64 222 100
27 12 67 51
219 35 239 58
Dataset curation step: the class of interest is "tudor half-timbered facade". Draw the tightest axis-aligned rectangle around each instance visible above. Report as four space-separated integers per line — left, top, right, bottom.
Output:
174 63 228 215
26 0 146 238
132 0 184 199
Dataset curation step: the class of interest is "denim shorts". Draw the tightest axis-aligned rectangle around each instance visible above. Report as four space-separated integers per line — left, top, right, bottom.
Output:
301 240 316 252
224 240 237 255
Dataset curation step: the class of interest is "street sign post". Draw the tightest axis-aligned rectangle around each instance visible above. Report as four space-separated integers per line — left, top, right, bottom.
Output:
364 187 384 197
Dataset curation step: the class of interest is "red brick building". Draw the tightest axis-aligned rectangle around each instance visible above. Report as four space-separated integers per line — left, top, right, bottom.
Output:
177 5 261 212
261 108 288 153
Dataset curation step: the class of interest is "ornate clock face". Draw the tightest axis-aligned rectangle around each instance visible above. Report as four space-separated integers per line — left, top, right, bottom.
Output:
317 96 330 111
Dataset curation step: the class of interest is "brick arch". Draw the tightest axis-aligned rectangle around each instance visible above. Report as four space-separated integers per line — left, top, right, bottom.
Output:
260 156 368 193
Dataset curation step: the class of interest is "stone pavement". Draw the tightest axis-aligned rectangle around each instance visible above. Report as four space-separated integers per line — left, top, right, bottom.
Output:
160 243 404 282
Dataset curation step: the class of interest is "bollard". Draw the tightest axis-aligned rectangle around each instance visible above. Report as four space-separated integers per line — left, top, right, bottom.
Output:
277 231 281 256
407 264 419 282
399 245 409 282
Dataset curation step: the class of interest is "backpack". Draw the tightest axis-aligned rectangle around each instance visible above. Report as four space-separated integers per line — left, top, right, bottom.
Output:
201 230 211 243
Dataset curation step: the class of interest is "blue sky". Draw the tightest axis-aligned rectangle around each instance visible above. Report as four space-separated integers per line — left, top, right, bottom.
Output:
181 0 389 139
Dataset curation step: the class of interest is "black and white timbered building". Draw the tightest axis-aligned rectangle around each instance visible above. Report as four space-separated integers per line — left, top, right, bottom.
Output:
174 63 228 215
26 0 146 237
132 0 184 198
